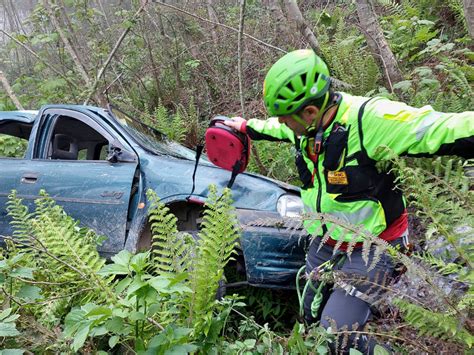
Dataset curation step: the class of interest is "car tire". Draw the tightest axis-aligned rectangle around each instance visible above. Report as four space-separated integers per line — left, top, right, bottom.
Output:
216 278 226 300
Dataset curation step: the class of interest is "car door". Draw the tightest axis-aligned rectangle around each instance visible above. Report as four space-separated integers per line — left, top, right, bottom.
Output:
14 107 138 254
0 111 37 237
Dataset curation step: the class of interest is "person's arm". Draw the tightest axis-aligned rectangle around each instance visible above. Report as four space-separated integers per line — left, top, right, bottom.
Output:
224 116 295 143
361 98 474 160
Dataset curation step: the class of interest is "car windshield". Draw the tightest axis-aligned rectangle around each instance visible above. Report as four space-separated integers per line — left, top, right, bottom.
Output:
108 105 201 161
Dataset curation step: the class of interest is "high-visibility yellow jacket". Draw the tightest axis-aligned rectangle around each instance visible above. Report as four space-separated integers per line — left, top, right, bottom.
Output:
246 92 474 242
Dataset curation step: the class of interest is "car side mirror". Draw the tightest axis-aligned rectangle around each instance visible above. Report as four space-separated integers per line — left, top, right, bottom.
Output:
107 145 136 163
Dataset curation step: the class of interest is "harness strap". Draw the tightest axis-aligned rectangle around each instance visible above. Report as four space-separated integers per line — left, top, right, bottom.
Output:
334 280 375 304
356 98 375 165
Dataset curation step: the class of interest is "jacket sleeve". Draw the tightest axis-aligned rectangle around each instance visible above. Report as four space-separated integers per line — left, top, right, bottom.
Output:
245 117 295 143
360 98 474 160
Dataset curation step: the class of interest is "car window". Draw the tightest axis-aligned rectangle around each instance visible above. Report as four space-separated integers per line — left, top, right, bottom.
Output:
47 115 109 161
0 121 32 158
108 106 207 162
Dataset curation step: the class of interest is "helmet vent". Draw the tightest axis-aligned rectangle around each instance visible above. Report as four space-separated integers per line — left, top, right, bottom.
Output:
286 80 295 92
293 92 305 102
300 73 307 86
314 72 320 83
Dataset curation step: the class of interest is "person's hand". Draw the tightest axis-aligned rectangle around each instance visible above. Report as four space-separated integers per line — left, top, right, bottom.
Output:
223 116 246 132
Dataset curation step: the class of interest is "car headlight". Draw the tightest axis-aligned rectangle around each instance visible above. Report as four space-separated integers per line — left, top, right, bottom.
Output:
277 194 304 217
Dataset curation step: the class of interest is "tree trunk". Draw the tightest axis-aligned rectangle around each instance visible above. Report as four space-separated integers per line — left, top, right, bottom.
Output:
355 0 403 91
464 0 474 38
268 0 290 43
282 0 321 54
42 0 91 87
206 0 219 43
0 70 24 110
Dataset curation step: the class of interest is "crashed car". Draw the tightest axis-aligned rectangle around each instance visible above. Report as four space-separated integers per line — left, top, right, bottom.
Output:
0 105 307 289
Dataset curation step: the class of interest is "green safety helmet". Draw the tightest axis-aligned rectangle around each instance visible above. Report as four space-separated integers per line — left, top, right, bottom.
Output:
263 49 330 117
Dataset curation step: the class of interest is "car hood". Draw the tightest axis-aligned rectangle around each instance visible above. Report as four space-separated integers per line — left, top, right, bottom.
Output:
140 154 300 211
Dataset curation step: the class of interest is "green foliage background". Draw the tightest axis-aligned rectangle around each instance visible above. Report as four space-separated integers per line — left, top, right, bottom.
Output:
0 0 472 353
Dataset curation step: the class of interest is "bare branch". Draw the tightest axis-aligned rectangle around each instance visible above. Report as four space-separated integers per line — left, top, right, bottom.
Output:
238 0 246 117
282 0 321 54
83 0 150 105
43 0 90 85
0 29 79 89
151 0 286 53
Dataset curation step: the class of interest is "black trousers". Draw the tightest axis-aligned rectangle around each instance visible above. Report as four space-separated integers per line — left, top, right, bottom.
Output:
304 236 406 354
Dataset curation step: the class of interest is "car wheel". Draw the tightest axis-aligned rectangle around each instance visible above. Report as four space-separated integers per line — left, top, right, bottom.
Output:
216 278 226 300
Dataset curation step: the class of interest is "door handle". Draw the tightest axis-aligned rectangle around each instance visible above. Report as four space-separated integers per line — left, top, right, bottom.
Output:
21 173 38 184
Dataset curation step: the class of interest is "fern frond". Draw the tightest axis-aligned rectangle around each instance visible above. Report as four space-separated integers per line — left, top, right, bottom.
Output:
189 186 240 335
147 190 193 275
6 190 34 245
394 299 474 347
7 190 115 318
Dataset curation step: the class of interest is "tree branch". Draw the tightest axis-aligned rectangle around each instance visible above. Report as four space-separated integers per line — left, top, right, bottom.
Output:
151 0 286 53
0 70 24 109
0 29 79 89
238 0 246 117
83 0 150 105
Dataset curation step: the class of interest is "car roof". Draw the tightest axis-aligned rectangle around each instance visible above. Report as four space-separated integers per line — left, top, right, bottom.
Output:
0 110 38 123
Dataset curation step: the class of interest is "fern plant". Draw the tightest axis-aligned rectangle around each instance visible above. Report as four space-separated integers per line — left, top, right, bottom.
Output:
187 185 240 336
316 10 381 95
145 187 241 338
147 189 194 276
393 299 473 347
6 190 116 319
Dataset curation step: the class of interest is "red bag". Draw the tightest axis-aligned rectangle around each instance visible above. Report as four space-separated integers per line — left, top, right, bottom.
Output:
205 116 251 187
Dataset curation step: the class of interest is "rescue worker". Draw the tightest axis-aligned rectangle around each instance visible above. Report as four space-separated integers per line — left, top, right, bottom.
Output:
224 49 474 354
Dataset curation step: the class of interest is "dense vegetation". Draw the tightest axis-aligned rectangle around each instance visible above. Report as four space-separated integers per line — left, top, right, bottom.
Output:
0 0 472 353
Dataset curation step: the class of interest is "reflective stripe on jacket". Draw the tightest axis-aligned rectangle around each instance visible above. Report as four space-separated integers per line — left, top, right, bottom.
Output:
246 92 474 242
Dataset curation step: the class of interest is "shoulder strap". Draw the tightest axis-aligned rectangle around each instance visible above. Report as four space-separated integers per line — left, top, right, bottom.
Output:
294 133 301 151
356 98 375 165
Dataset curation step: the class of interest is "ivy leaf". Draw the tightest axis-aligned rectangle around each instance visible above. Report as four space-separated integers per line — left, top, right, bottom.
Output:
0 350 25 355
149 276 171 292
129 311 146 321
72 324 91 352
90 326 108 337
393 80 412 92
0 308 13 321
106 317 131 335
0 318 20 337
115 277 132 293
86 306 113 317
10 267 34 279
127 278 147 296
373 344 391 355
98 263 129 276
16 285 42 301
109 335 120 348
165 344 199 355
130 252 150 274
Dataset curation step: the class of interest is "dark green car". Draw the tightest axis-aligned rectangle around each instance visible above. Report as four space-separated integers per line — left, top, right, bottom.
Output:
0 105 306 289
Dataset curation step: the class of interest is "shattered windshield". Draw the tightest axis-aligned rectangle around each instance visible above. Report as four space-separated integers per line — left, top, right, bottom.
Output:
108 105 200 161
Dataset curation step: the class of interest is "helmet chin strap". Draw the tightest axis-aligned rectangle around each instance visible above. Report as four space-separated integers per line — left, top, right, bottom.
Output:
307 92 330 154
307 92 329 134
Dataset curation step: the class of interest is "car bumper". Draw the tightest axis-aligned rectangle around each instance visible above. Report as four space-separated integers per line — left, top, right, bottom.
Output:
237 210 308 289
